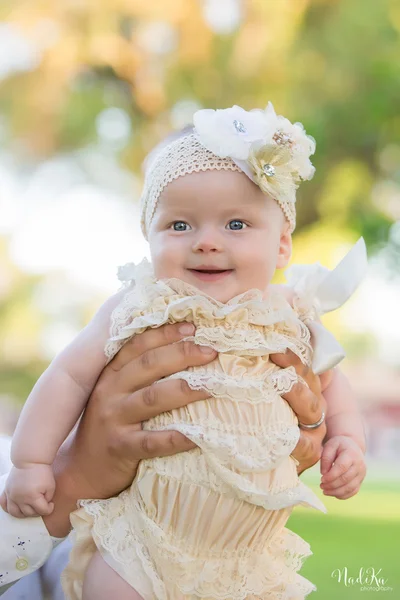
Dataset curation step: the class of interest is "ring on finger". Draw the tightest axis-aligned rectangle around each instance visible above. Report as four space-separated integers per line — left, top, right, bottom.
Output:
298 410 325 430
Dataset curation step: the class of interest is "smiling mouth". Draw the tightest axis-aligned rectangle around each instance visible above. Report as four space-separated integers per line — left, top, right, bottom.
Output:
191 269 229 274
187 269 234 281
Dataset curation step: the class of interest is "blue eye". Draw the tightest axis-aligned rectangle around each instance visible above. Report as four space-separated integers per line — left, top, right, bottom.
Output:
171 221 190 231
227 220 247 230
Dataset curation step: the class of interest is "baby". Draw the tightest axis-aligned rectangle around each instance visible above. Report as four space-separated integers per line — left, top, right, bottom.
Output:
1 102 367 599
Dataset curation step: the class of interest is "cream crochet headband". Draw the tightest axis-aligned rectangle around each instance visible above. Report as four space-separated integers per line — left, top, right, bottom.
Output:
140 102 316 239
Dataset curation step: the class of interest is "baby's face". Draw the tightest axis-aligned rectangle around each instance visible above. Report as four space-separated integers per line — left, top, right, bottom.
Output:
148 170 292 303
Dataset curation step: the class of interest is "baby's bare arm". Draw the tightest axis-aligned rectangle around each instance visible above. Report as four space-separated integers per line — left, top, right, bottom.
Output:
272 283 366 452
11 289 127 467
320 371 367 498
0 289 127 516
322 368 366 453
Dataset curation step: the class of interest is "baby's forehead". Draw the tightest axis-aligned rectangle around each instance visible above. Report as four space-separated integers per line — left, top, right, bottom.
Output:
159 169 265 208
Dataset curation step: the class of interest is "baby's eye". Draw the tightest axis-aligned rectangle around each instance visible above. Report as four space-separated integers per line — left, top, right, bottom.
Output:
171 221 191 231
227 220 247 230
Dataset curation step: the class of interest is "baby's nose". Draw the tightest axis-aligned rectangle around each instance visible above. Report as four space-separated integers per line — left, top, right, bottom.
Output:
192 231 224 253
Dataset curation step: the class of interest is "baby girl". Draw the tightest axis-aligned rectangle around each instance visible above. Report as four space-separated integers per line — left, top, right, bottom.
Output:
1 102 367 599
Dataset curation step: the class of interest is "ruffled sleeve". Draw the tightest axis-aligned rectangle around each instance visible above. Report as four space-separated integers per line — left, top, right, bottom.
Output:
117 257 155 288
284 238 368 374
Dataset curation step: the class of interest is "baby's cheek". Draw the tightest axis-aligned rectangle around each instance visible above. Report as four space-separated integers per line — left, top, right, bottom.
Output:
154 238 188 279
152 250 177 279
243 262 272 293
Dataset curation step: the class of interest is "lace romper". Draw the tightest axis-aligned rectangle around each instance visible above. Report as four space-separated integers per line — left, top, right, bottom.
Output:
63 248 362 600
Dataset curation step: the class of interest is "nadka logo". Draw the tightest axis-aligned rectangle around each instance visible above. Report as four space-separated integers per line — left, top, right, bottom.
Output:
331 567 394 593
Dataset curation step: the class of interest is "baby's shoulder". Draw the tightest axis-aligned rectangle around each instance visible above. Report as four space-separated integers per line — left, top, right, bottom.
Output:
51 287 129 387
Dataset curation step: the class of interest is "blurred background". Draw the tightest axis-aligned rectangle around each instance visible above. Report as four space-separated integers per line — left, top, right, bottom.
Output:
0 0 399 597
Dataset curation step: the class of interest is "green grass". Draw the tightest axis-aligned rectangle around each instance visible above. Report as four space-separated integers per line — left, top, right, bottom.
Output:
286 476 400 598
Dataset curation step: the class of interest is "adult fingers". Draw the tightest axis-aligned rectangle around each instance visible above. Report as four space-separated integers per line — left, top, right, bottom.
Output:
270 350 319 392
108 322 196 372
270 352 334 395
118 429 196 460
319 368 334 392
270 350 309 379
281 380 325 426
290 430 313 463
116 340 217 395
291 428 324 468
119 378 211 425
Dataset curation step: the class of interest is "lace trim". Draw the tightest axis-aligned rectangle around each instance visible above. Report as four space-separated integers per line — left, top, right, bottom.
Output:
87 259 326 599
139 365 303 475
148 415 295 436
150 423 300 473
106 298 312 366
139 134 243 240
142 459 326 513
164 364 299 404
109 299 299 336
105 257 313 360
78 494 317 600
105 282 138 362
182 328 311 361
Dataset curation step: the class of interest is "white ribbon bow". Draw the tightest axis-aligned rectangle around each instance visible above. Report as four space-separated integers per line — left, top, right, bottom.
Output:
284 238 368 374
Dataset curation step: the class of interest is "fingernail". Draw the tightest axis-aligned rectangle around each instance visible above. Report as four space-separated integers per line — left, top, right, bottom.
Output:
179 323 195 335
199 345 215 354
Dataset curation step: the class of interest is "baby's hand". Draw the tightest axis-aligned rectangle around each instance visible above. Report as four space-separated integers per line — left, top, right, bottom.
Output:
0 464 55 518
320 435 366 500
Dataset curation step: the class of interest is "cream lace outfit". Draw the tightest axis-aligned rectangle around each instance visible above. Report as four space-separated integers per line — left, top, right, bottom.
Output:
63 243 365 600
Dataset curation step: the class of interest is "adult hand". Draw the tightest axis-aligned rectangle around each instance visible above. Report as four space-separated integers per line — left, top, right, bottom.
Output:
269 350 331 475
44 322 216 537
45 330 328 537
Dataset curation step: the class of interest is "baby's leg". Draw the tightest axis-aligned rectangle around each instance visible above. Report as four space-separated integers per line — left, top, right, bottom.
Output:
82 551 143 600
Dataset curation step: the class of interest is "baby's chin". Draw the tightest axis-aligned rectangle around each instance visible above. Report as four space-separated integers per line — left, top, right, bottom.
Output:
198 281 270 304
206 288 237 303
188 277 254 303
160 268 265 303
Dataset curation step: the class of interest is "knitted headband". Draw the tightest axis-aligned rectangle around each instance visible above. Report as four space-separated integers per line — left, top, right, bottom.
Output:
139 102 316 239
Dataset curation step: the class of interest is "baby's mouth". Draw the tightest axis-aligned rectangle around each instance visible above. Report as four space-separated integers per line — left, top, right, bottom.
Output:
187 268 234 282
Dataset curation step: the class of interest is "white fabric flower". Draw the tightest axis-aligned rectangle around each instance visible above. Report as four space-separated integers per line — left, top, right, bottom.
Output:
274 114 316 180
193 101 315 180
193 105 270 160
117 262 137 283
247 142 298 205
117 257 155 285
261 101 282 143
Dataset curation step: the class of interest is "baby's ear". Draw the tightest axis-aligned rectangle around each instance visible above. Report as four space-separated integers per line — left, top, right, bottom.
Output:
276 224 292 269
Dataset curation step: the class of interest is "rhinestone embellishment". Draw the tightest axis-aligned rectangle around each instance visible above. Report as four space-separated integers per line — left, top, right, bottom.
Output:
262 163 276 177
233 119 247 134
16 558 29 571
273 129 293 147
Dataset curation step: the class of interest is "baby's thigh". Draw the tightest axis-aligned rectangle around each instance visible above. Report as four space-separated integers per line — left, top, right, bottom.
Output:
82 551 143 600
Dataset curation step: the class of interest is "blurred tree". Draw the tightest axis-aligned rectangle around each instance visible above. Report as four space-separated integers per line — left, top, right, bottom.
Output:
0 237 48 403
0 0 399 405
0 237 101 406
0 0 398 247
